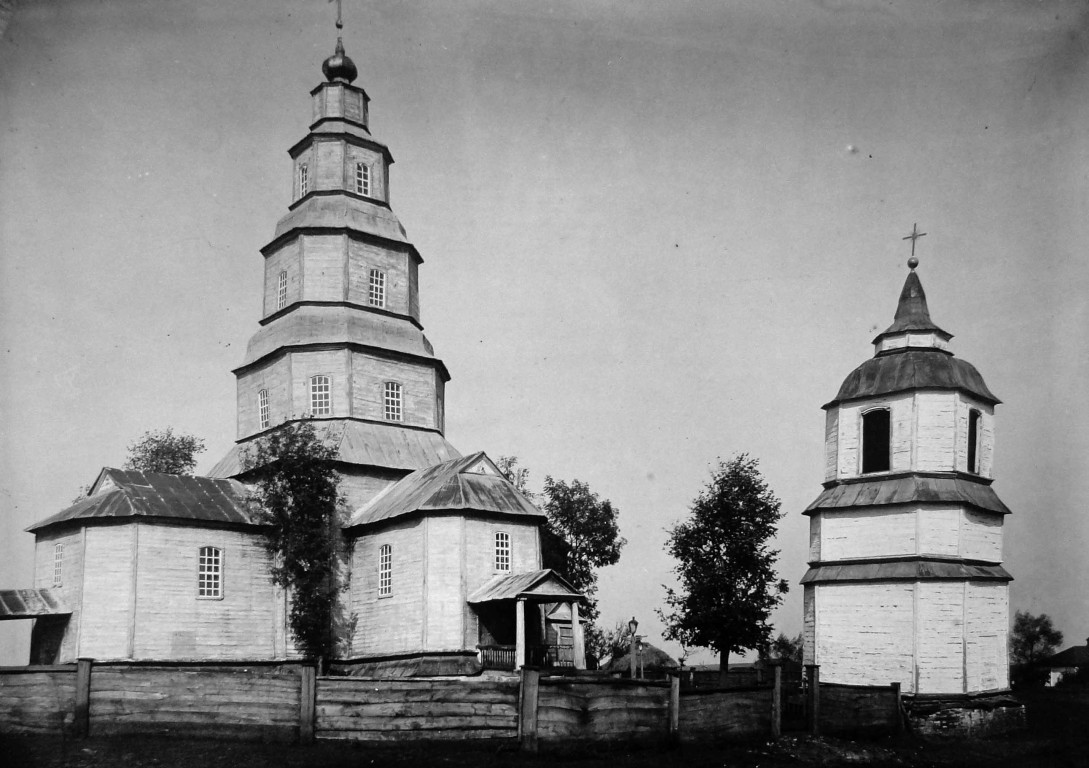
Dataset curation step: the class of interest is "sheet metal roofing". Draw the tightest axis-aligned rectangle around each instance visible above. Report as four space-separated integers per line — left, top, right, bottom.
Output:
209 420 461 478
272 196 410 244
805 475 1010 516
874 269 950 342
27 469 256 533
800 560 1012 584
466 569 583 604
347 451 545 528
0 589 71 620
826 348 999 408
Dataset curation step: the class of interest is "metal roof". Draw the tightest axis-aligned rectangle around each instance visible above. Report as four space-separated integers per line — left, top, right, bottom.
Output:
209 420 461 478
827 348 999 408
872 270 950 343
800 559 1012 584
466 569 583 604
272 195 410 244
1044 644 1089 669
27 469 256 533
347 451 545 528
805 474 1010 516
0 589 71 620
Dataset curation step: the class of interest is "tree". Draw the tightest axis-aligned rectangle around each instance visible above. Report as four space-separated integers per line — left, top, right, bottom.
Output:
540 475 626 622
585 619 631 669
759 632 803 664
244 421 343 665
124 427 205 474
659 454 788 680
495 455 534 500
1010 610 1063 666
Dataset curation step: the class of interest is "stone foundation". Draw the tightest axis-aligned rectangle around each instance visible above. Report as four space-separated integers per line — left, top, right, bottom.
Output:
905 693 1025 738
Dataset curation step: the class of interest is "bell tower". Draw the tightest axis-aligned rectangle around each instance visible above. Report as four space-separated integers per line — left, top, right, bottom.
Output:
802 252 1012 695
210 39 460 507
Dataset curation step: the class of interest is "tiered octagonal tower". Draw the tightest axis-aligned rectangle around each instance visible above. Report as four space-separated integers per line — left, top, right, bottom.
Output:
211 41 460 508
802 259 1012 695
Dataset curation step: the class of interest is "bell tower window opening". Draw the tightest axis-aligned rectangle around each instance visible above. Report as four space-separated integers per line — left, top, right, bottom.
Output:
276 271 288 311
53 543 63 587
860 408 891 474
378 544 392 597
355 162 371 196
494 531 511 572
198 546 222 598
310 375 331 416
967 409 981 474
258 389 270 429
383 381 402 422
297 163 309 197
368 269 386 308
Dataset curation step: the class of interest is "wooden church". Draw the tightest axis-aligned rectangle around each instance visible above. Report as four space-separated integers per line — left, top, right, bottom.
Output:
801 255 1011 694
4 39 586 675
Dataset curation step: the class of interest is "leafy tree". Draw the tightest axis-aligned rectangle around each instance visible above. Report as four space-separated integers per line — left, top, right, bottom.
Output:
495 455 534 500
659 454 788 680
1010 610 1063 666
585 619 631 669
244 420 343 665
541 475 626 622
759 631 803 664
124 427 205 474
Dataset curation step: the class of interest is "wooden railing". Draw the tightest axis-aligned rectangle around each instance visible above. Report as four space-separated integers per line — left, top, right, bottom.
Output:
479 644 574 670
479 645 517 670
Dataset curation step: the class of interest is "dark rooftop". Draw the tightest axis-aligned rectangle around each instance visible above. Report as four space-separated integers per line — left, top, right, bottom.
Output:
826 348 999 408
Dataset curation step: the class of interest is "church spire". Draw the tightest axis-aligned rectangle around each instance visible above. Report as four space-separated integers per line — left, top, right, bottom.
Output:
872 257 952 350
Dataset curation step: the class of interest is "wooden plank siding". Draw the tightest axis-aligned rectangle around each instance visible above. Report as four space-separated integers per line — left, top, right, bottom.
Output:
347 240 409 316
0 667 77 734
34 529 85 662
349 352 439 429
677 687 774 742
314 677 519 742
536 679 670 742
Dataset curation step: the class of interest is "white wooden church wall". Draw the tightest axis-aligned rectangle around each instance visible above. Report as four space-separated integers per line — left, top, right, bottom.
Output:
915 392 957 472
347 239 410 316
834 393 913 478
262 241 301 317
817 507 916 560
350 517 425 656
823 409 839 482
962 510 1003 562
965 582 1009 690
344 145 388 202
236 356 290 438
33 529 85 663
300 234 345 301
314 139 345 191
290 349 348 416
349 352 439 429
312 84 367 126
915 582 965 692
917 505 961 557
78 525 136 660
424 517 464 650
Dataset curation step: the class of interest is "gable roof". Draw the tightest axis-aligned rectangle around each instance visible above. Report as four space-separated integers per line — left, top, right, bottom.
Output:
467 569 583 604
27 469 256 533
1043 643 1089 668
346 451 544 528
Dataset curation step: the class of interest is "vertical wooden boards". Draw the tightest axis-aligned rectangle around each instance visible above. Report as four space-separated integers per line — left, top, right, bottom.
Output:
520 668 539 752
75 658 91 737
299 665 316 744
771 666 781 738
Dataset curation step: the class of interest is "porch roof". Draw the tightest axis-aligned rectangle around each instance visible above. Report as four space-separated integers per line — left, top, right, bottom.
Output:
0 589 71 620
467 569 584 604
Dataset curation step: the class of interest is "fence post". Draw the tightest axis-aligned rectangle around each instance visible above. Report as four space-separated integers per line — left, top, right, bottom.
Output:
74 658 92 738
891 681 903 734
806 664 820 736
771 664 782 738
668 673 680 743
519 667 540 753
299 663 316 744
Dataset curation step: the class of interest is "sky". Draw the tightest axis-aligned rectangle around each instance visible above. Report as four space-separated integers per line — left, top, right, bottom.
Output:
1 0 1088 665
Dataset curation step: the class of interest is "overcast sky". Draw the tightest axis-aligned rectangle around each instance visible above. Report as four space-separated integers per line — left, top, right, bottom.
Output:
2 0 1087 665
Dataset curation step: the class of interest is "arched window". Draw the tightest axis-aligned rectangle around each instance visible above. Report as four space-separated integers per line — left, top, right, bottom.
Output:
297 163 309 197
967 409 981 474
368 268 386 308
258 389 270 429
383 381 402 422
861 408 891 474
355 162 370 196
378 544 392 597
310 375 331 416
198 546 222 598
53 543 64 588
494 531 511 572
276 271 288 311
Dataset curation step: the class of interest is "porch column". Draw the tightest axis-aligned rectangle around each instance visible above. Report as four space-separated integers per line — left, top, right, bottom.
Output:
571 601 586 669
515 598 526 670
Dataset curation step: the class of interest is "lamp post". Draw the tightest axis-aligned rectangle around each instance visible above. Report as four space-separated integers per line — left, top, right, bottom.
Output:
628 616 639 679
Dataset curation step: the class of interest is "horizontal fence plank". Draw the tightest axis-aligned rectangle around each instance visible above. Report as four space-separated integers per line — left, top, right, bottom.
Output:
317 727 518 742
0 669 77 735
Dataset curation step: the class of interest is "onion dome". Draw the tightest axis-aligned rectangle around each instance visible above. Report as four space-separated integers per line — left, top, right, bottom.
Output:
322 38 358 84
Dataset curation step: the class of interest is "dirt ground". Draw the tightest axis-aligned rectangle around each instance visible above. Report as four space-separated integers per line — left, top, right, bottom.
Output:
3 688 1086 768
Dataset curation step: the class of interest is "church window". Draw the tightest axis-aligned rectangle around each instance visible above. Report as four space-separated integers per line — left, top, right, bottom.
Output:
297 163 309 197
310 375 331 416
258 389 270 429
967 409 981 473
384 382 402 421
378 544 392 597
494 531 511 572
198 546 222 598
860 408 891 474
368 269 386 308
276 271 288 310
52 543 63 588
355 162 371 196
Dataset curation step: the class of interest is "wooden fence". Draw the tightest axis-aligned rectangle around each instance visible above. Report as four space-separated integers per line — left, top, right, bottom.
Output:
0 661 903 748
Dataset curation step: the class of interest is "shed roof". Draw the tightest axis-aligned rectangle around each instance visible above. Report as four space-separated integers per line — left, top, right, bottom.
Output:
347 451 544 528
0 589 71 620
27 469 255 533
466 569 583 604
800 559 1012 584
209 420 461 478
805 474 1010 515
826 348 999 408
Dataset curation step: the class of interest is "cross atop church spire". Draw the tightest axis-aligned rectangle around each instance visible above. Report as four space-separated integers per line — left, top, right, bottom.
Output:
902 222 927 259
